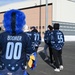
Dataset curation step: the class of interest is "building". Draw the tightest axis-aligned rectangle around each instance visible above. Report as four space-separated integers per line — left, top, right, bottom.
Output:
52 0 75 41
0 0 75 41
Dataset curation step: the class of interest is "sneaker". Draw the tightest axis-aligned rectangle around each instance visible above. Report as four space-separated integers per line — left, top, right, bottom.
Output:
54 68 60 72
44 57 48 60
60 65 64 70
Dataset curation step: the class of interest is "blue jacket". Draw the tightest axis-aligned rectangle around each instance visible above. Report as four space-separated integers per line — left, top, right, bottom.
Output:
26 31 41 48
0 32 35 72
44 30 51 45
50 30 65 50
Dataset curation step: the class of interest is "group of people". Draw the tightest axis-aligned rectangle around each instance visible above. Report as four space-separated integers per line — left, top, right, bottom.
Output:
0 9 41 75
25 26 41 52
44 23 65 72
22 25 41 70
0 9 65 75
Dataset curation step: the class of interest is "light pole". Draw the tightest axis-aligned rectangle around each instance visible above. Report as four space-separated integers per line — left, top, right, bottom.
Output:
45 0 48 30
39 0 41 33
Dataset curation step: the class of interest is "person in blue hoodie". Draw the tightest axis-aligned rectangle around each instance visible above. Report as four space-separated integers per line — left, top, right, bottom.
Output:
0 9 36 75
30 26 41 52
25 26 41 69
51 23 65 72
44 25 51 60
44 25 53 62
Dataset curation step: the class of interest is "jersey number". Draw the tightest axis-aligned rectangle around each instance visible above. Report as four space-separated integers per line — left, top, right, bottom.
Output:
5 42 22 60
58 35 63 43
34 33 39 41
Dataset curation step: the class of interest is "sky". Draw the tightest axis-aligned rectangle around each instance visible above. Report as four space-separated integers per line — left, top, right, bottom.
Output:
0 0 28 6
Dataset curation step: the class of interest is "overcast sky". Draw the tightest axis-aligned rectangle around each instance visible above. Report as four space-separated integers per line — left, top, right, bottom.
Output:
0 0 28 6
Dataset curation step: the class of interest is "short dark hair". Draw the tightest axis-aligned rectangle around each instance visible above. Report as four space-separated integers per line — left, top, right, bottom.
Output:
30 26 35 29
53 23 60 29
48 25 53 30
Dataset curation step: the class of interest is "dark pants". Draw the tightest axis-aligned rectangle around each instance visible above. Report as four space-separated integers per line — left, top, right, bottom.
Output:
52 49 63 68
49 46 53 63
35 47 38 52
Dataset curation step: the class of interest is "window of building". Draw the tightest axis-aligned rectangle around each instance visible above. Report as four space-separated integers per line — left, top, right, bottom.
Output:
39 26 41 29
42 26 44 29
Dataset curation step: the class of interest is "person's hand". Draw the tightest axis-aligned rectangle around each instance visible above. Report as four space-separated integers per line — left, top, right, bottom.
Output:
27 52 37 70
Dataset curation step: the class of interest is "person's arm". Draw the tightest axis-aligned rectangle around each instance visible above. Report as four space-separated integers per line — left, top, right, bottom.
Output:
25 35 37 70
38 32 41 45
0 34 2 61
44 31 48 44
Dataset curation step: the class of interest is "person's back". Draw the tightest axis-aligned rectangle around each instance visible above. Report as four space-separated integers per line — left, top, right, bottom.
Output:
0 32 32 72
0 9 36 75
50 23 64 72
30 26 41 52
31 32 41 46
51 27 64 50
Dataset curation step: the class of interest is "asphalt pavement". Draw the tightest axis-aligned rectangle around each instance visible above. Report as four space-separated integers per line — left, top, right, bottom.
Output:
27 42 75 75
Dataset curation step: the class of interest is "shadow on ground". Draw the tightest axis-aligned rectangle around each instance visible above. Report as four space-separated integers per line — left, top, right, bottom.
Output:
39 51 55 69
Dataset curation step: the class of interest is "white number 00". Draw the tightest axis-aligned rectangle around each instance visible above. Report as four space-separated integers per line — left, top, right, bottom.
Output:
5 42 22 60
